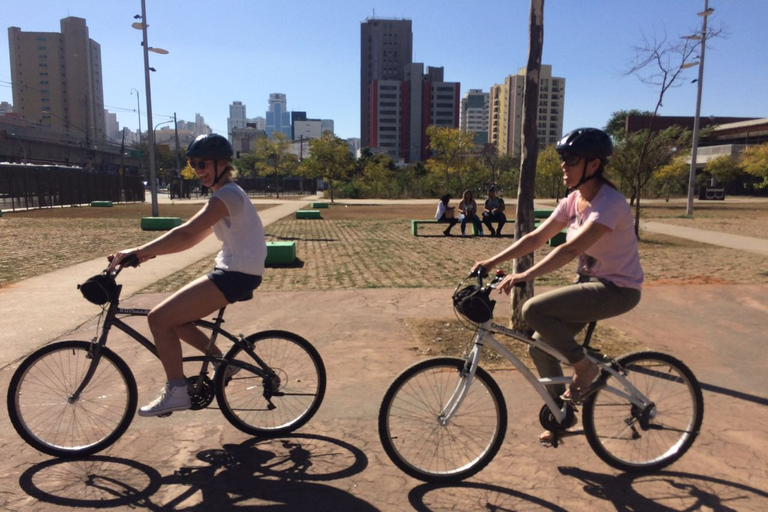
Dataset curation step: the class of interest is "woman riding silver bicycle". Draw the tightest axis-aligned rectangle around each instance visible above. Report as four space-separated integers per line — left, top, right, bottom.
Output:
474 127 643 446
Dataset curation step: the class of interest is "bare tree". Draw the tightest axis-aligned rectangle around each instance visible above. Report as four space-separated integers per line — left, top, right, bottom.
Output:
624 23 724 235
511 0 544 330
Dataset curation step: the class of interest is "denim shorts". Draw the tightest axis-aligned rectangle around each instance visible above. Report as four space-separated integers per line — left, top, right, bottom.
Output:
206 268 262 303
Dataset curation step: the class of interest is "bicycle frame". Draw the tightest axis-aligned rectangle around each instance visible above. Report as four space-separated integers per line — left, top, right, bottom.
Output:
440 319 656 427
72 298 273 401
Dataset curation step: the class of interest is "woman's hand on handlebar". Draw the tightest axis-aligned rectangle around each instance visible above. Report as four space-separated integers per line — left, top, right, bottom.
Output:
107 248 148 273
496 273 528 295
471 260 495 275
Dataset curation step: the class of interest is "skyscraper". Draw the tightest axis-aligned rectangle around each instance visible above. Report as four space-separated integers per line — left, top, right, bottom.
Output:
8 17 105 141
266 93 291 139
489 65 565 156
369 64 459 163
228 101 246 142
360 18 413 148
461 89 490 145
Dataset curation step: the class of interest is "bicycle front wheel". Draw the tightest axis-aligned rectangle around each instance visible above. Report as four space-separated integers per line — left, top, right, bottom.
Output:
582 351 704 473
7 340 137 458
378 357 507 483
216 330 326 436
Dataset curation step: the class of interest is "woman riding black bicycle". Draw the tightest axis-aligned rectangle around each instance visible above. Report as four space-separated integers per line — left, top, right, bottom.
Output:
108 134 267 417
474 127 643 445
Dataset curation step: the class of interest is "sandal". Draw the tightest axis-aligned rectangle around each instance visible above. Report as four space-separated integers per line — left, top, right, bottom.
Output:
561 362 603 404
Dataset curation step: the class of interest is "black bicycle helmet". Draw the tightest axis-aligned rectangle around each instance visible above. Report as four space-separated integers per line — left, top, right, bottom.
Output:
556 128 613 164
186 134 233 160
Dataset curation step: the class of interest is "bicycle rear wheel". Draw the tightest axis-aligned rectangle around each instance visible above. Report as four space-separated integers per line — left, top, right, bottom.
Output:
7 340 137 458
378 357 507 483
216 330 326 436
582 351 704 473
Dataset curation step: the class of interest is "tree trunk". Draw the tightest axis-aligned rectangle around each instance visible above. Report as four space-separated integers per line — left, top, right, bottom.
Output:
511 0 544 331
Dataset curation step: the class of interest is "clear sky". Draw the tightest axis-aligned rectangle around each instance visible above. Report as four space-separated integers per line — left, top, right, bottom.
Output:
2 1 766 141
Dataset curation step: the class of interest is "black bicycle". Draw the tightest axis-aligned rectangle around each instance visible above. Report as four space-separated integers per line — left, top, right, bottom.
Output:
7 257 326 458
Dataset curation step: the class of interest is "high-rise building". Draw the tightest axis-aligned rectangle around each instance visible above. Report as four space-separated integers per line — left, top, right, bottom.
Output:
489 65 565 156
266 93 291 139
369 64 459 163
228 101 246 142
360 18 413 148
461 89 489 145
8 17 106 141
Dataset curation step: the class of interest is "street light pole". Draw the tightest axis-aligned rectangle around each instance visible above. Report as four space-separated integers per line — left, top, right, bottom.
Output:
685 0 713 217
131 88 142 177
138 0 159 217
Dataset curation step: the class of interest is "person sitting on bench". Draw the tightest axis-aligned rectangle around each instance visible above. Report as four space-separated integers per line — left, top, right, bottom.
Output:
435 194 458 236
482 186 506 237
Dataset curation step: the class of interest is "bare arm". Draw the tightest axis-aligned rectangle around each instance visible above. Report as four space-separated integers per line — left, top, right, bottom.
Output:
108 197 228 271
474 215 568 272
495 220 611 294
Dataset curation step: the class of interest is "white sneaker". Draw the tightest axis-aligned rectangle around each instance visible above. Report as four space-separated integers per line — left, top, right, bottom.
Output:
214 361 242 383
138 383 191 417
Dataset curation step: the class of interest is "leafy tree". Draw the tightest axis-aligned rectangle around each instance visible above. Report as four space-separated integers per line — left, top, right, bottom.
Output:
535 145 562 199
604 109 654 139
425 126 477 193
253 132 298 198
360 153 400 198
655 154 689 201
299 132 355 202
609 126 690 220
705 154 742 187
739 142 768 189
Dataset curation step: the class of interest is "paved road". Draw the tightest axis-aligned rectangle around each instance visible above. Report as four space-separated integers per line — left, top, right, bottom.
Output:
1 286 766 511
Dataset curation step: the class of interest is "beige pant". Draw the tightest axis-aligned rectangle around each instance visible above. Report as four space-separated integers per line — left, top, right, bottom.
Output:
522 280 641 399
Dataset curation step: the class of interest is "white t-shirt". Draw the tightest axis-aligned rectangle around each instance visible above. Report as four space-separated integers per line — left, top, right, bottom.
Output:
553 185 644 290
210 182 266 276
435 201 448 220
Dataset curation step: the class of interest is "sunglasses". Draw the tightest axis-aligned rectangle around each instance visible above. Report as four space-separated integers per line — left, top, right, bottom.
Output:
188 159 210 170
558 153 582 166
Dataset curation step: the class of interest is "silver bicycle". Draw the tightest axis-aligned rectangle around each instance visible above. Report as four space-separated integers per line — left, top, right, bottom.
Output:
378 270 704 482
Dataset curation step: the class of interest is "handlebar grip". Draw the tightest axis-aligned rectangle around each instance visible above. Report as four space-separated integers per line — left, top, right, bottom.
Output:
121 253 140 268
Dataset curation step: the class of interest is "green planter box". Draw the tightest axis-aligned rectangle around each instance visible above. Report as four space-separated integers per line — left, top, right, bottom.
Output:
310 202 329 208
265 241 296 265
141 217 182 231
90 201 114 207
296 210 321 219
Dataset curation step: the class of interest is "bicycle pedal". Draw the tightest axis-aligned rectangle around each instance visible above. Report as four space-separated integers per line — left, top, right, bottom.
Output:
157 412 173 418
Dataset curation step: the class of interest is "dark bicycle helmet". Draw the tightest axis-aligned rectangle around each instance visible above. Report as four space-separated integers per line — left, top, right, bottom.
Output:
186 134 233 160
556 128 613 164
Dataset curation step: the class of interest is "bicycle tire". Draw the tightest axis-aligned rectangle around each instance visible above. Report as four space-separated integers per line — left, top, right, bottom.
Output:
7 340 137 458
582 350 704 473
216 330 326 436
378 357 507 483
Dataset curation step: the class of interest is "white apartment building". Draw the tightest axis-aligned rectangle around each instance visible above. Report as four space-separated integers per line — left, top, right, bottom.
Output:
489 65 565 156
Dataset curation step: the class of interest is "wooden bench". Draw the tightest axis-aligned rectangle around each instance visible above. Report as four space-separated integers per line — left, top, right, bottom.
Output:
411 219 478 236
534 209 554 219
296 209 322 219
265 241 296 265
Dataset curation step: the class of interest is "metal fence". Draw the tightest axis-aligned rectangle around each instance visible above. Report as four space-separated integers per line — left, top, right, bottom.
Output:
0 164 145 211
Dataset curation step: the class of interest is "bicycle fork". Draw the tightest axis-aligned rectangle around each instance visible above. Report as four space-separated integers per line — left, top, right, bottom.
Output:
438 337 485 426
